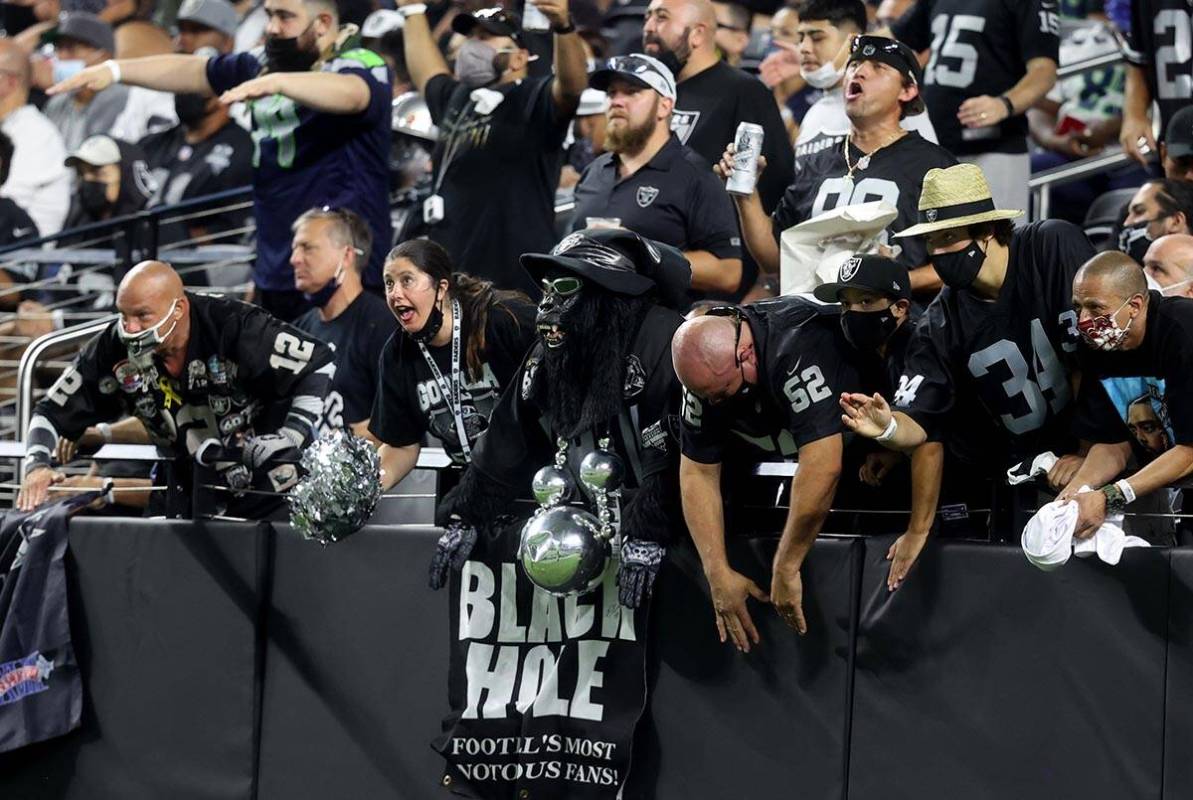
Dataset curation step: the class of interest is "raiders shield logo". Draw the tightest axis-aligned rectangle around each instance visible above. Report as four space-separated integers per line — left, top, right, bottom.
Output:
636 185 659 208
670 109 701 144
623 354 646 399
926 209 938 222
841 256 862 282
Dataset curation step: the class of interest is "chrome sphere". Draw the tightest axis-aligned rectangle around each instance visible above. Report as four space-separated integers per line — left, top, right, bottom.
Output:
531 465 574 507
518 506 611 597
579 449 624 497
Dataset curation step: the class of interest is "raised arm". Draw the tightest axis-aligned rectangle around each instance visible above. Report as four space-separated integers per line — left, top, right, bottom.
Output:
47 54 214 98
218 71 371 114
397 4 450 95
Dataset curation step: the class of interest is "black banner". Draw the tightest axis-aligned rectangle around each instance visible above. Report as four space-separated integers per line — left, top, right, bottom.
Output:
0 498 86 753
436 522 650 799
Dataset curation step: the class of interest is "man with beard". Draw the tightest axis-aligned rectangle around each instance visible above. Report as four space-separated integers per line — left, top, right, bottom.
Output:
48 0 394 321
16 260 334 519
723 35 956 293
671 295 861 646
399 3 587 295
430 228 689 610
643 0 793 298
571 54 742 299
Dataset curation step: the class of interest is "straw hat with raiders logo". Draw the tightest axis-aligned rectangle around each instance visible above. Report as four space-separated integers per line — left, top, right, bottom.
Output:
895 163 1023 238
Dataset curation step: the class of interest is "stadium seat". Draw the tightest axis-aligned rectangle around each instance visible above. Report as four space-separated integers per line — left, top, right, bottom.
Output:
1083 186 1137 251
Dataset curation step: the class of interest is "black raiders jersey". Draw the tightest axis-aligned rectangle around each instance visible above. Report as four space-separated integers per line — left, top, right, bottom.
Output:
681 296 862 464
894 0 1060 155
32 293 333 487
771 132 957 271
1125 0 1193 137
893 220 1095 458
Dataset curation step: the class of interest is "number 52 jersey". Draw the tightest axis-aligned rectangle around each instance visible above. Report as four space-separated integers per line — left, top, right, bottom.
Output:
892 219 1095 458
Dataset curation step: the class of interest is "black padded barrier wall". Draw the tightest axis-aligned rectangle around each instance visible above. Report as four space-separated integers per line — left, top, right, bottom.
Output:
5 521 1193 800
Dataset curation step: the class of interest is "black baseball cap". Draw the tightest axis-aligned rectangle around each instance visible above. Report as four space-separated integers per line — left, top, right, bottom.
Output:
847 34 923 87
813 254 910 303
522 228 692 305
452 7 526 48
1166 105 1193 159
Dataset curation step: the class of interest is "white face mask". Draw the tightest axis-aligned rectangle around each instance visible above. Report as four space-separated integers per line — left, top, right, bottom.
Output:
801 60 843 89
118 299 180 363
1160 277 1192 297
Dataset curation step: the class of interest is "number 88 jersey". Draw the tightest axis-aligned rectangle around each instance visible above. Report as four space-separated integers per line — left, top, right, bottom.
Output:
892 220 1095 455
893 0 1060 156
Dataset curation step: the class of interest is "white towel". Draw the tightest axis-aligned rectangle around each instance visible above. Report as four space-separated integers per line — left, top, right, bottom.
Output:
1022 487 1150 571
1007 451 1059 485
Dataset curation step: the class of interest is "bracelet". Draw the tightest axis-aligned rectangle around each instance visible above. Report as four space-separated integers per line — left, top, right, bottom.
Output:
999 95 1015 118
1100 483 1127 513
875 416 898 443
398 3 426 17
97 422 113 443
104 59 121 84
552 17 576 33
1115 479 1137 505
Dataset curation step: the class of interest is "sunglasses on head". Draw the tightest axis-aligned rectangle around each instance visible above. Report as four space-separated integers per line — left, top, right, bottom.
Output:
705 305 745 366
541 276 583 296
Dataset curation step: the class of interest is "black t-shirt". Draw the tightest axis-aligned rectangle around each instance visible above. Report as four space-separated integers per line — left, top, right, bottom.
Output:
894 0 1059 155
1073 294 1193 462
0 197 38 284
671 61 794 215
292 291 395 434
139 121 254 243
369 297 537 463
470 304 683 495
681 296 862 464
894 220 1094 458
771 132 957 271
423 75 570 296
1124 0 1193 138
571 134 740 291
33 293 333 502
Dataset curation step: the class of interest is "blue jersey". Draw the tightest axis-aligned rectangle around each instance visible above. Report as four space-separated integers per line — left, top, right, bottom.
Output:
206 48 392 291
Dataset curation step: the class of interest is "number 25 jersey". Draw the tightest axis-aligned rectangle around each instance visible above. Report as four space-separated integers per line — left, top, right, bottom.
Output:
893 220 1095 457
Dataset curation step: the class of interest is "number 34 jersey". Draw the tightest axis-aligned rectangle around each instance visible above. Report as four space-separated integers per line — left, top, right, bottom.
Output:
681 296 862 464
893 220 1095 458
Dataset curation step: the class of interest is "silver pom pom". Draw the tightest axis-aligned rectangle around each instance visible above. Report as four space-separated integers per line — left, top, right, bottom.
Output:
288 430 382 545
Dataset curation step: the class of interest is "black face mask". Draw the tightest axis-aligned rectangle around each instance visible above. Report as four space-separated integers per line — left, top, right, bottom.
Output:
265 24 319 73
174 92 209 128
409 289 444 343
841 307 898 352
930 239 986 289
79 179 112 217
1119 218 1161 264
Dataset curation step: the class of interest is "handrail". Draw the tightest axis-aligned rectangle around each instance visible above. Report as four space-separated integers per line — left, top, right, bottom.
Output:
1029 151 1135 221
15 315 116 478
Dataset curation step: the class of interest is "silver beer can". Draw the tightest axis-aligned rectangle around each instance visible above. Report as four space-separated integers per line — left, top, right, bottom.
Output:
726 122 764 196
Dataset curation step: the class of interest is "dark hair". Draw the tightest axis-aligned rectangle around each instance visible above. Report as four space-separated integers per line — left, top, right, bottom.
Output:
900 73 925 119
386 239 530 378
968 219 1015 247
1171 154 1193 178
718 1 753 32
794 0 867 32
0 131 14 187
1145 178 1193 230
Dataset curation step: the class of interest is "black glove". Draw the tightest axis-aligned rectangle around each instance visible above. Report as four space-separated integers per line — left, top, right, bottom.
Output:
428 521 477 590
617 538 665 609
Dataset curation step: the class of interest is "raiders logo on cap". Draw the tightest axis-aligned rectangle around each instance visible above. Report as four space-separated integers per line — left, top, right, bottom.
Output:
553 233 586 254
863 44 875 56
841 256 862 282
926 209 938 222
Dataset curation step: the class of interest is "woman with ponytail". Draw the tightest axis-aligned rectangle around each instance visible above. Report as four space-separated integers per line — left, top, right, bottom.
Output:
370 239 536 490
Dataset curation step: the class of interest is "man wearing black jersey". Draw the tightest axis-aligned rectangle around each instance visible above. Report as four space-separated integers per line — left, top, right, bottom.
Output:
1121 0 1193 165
1060 252 1193 538
290 207 393 439
892 0 1059 216
672 297 861 647
17 260 334 518
840 163 1096 529
722 35 956 293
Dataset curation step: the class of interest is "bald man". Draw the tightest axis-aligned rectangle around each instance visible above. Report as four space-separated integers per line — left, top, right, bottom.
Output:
643 0 794 253
672 296 860 648
1057 251 1193 539
18 261 334 518
1142 234 1193 299
0 40 71 236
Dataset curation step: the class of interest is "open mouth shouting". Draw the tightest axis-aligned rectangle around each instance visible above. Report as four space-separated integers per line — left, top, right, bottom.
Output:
845 79 864 101
393 304 419 326
537 320 566 348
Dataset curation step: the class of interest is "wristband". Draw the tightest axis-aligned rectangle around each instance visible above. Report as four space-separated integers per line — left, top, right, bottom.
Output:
999 95 1015 118
552 17 576 33
101 478 115 506
1115 478 1137 505
398 3 427 17
875 416 898 443
104 59 121 84
96 422 113 444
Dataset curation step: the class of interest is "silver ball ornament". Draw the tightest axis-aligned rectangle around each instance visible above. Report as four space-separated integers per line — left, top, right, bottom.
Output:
517 506 611 596
531 465 575 507
579 448 624 496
